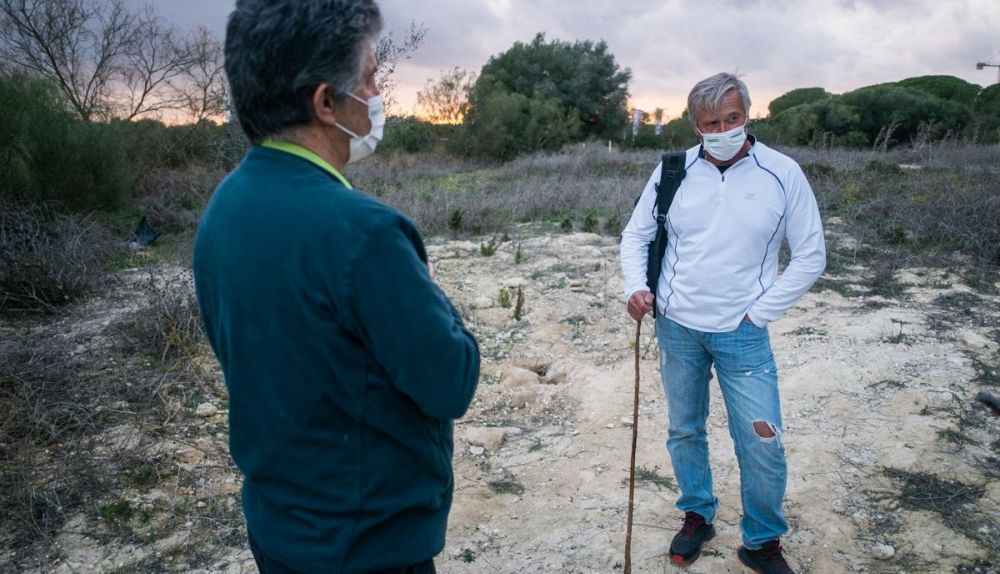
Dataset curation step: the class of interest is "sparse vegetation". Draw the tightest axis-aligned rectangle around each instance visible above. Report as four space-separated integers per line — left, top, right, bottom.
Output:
480 235 499 256
0 200 123 313
2 53 999 570
633 466 676 491
487 473 526 495
498 287 513 309
512 285 525 321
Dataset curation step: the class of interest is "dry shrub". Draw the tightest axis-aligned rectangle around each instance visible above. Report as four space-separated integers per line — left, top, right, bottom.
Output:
133 166 226 234
0 273 208 562
0 332 116 550
0 200 121 314
351 146 654 235
110 270 205 365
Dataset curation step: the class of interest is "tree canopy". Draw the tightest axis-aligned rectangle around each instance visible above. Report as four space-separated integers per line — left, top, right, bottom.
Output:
757 75 984 147
459 33 631 157
768 87 830 117
894 75 981 107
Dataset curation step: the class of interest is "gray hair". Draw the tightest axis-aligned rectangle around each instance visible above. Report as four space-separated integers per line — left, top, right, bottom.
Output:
224 0 383 142
687 73 751 126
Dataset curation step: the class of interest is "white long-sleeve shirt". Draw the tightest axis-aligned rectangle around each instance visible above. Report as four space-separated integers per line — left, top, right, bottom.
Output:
620 141 826 332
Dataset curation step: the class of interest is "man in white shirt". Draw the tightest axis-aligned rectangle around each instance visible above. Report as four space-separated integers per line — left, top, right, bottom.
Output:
619 73 825 574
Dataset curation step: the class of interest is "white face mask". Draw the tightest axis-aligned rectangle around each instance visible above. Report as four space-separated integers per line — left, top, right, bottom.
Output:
699 121 748 162
335 93 385 164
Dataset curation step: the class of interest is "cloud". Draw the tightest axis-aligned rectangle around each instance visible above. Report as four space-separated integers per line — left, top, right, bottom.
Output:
123 0 1000 118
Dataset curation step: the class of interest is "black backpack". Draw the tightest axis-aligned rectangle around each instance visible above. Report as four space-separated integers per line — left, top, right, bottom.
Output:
645 152 687 316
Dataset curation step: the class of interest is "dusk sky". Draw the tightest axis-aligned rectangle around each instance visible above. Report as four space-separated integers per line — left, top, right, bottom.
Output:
136 0 1000 119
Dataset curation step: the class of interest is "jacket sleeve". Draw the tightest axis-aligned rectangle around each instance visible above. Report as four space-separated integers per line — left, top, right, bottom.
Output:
747 165 826 325
619 163 662 301
347 213 480 421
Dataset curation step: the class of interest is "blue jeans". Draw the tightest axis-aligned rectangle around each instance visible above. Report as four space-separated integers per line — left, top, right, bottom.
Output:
656 315 788 549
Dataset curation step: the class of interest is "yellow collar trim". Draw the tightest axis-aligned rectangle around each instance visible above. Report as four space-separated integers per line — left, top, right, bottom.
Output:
260 140 352 189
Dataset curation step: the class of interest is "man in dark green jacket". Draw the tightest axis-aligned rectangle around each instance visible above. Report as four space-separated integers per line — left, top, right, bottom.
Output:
193 2 480 572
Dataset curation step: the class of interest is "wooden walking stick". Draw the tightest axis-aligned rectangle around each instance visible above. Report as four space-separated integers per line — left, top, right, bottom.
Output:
624 319 642 573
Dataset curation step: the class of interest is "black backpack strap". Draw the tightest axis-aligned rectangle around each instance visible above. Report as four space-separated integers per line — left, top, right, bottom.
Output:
646 151 687 316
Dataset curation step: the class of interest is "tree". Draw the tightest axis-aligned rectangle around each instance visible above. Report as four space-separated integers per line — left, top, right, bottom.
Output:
374 21 426 115
0 0 224 121
416 67 476 124
895 75 981 107
469 33 631 142
768 87 830 117
839 85 971 145
456 76 579 160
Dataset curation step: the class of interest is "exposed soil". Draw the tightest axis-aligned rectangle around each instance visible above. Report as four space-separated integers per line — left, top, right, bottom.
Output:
8 225 999 574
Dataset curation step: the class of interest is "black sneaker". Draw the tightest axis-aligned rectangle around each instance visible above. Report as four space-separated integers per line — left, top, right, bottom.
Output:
669 511 716 566
737 540 795 574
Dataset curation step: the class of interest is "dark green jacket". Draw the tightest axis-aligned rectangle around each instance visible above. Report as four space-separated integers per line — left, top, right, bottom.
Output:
193 146 480 573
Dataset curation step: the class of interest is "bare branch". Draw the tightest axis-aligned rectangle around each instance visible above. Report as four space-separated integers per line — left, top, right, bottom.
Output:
0 0 224 122
374 21 426 115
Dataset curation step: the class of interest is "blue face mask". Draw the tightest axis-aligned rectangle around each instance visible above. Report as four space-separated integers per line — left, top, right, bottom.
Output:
699 120 747 162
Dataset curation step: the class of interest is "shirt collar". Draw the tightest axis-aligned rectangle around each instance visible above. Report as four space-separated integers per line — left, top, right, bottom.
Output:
260 139 352 189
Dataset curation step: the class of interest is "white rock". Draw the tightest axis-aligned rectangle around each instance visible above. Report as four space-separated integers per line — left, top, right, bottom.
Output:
195 403 218 418
509 389 538 408
871 543 896 560
606 423 615 429
621 416 634 427
959 331 992 349
469 446 485 456
501 366 540 388
464 426 522 452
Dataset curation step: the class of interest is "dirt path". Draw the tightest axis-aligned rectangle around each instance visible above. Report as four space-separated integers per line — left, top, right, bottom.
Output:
19 227 998 574
428 229 999 574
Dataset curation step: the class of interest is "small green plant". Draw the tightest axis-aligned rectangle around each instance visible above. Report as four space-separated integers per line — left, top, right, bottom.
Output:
448 209 463 235
633 465 677 490
498 287 513 308
582 213 598 233
882 319 911 345
937 428 975 446
99 500 134 526
604 213 622 236
559 217 573 232
869 379 906 391
461 548 477 563
487 474 525 495
480 235 499 256
513 286 525 321
514 244 524 265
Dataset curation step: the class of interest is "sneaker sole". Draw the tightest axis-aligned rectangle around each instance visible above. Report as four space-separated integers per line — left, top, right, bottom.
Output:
669 526 716 567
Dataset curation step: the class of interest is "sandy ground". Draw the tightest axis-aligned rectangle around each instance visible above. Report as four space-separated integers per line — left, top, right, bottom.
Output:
18 226 999 574
427 229 999 574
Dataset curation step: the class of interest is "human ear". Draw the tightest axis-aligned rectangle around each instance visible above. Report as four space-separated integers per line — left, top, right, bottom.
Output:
311 84 338 126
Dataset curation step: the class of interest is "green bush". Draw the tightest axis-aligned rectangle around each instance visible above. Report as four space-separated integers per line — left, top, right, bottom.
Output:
839 85 972 145
974 83 1000 116
109 119 227 175
760 85 972 147
470 33 630 142
380 116 436 154
895 75 981 107
0 73 133 211
456 83 580 160
625 115 699 151
768 87 830 117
